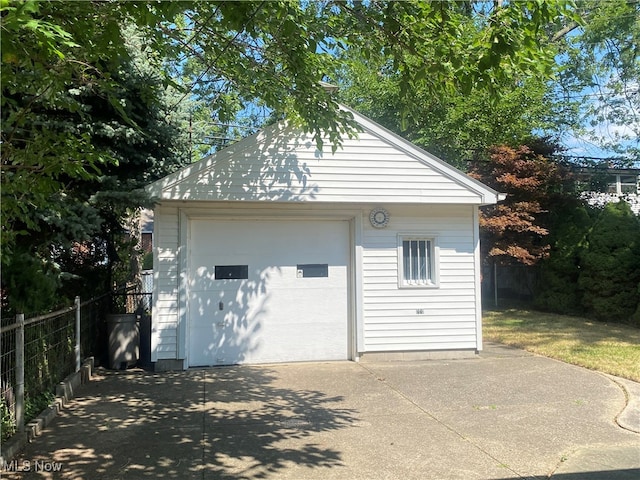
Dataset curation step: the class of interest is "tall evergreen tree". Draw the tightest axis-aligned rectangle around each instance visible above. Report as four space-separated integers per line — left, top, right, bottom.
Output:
1 6 190 311
578 201 640 323
534 202 594 314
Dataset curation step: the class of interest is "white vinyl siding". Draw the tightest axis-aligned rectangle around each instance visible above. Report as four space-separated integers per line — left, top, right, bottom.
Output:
153 203 482 361
151 128 483 205
152 205 180 360
148 106 497 363
362 206 478 352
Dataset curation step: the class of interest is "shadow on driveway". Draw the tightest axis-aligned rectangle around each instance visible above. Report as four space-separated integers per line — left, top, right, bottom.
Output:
5 366 355 479
4 348 640 479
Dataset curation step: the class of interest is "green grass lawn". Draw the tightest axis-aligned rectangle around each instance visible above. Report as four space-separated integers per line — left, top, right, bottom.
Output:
483 308 640 382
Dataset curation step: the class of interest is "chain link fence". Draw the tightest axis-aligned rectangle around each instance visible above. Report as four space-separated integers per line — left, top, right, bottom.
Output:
1 316 18 442
482 263 539 307
0 285 151 443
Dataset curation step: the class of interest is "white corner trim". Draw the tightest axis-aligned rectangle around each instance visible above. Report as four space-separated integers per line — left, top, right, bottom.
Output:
177 209 189 361
352 213 365 355
473 206 483 351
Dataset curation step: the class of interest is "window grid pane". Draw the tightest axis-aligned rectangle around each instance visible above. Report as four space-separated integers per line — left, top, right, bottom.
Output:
425 240 432 282
402 238 432 285
403 240 410 282
620 175 637 194
411 240 419 282
418 240 427 281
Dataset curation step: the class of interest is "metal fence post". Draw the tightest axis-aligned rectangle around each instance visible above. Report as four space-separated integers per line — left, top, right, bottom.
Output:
15 313 24 433
494 262 498 308
75 296 81 373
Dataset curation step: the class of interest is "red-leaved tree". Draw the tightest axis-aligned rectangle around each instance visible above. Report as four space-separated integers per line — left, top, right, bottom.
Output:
469 145 568 266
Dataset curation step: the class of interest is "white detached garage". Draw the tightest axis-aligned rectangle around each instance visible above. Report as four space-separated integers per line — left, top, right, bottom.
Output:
147 105 503 370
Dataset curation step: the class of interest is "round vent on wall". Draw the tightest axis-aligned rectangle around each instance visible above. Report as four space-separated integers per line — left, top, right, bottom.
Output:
369 208 390 228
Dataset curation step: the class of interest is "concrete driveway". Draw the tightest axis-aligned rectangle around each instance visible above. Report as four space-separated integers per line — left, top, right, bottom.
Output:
3 343 639 479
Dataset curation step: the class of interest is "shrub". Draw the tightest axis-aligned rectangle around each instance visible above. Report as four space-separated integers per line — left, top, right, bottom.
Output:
1 395 16 442
535 203 592 314
578 201 640 324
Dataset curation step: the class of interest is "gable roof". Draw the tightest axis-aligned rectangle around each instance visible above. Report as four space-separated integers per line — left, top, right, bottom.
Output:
147 104 504 206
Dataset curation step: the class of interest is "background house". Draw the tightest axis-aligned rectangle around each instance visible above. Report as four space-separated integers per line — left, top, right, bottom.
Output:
574 167 640 215
483 166 640 305
146 106 502 370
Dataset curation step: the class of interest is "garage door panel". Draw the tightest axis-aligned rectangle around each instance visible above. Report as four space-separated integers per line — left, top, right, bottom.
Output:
189 286 347 365
190 320 262 366
188 220 349 366
189 288 264 365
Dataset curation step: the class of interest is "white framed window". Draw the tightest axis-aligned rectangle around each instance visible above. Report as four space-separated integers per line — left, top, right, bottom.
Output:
620 175 639 194
397 234 439 288
607 174 640 194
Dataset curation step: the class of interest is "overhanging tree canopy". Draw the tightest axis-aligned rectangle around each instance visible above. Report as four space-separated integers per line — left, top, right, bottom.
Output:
553 0 640 163
1 0 581 312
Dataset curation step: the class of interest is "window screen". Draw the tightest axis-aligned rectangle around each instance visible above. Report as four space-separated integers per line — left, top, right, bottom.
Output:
401 239 433 285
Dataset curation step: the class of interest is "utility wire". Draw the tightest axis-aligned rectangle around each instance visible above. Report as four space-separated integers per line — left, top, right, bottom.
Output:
169 1 266 112
183 5 222 51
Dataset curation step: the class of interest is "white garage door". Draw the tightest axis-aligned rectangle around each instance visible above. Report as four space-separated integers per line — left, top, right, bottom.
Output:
188 219 350 366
